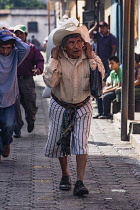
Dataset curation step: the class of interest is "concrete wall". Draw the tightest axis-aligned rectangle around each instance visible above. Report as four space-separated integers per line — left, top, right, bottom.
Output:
135 0 140 53
0 9 55 49
69 1 85 26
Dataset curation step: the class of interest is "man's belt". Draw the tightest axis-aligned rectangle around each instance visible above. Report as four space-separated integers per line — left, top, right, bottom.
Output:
51 93 90 109
18 76 33 79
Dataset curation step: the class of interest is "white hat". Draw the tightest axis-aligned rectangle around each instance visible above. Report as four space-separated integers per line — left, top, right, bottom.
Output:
53 18 90 46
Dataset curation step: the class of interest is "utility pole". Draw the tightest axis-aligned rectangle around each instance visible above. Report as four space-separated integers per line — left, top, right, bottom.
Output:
96 0 100 55
128 0 135 120
76 0 78 19
121 0 131 141
96 0 100 25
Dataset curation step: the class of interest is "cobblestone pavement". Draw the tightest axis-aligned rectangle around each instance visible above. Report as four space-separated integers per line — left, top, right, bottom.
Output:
1 76 140 210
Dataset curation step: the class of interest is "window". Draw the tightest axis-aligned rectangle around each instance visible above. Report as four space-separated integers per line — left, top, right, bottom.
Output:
28 22 38 33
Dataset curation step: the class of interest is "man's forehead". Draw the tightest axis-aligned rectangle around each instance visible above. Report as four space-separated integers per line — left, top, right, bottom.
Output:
109 60 117 64
0 44 12 47
67 36 82 40
99 26 107 29
15 30 24 34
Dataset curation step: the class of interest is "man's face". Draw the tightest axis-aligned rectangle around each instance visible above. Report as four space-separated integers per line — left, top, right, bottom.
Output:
99 26 108 35
109 60 120 71
0 44 13 56
15 30 27 42
64 37 83 59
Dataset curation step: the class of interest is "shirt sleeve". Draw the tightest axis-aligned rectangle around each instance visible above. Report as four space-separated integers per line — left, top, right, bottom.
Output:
14 37 30 66
110 71 114 83
118 68 122 82
89 51 105 79
31 45 44 73
43 57 62 88
111 34 118 46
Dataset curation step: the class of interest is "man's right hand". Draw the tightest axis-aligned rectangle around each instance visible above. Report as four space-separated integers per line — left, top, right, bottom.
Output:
93 23 98 31
89 23 98 38
51 46 59 59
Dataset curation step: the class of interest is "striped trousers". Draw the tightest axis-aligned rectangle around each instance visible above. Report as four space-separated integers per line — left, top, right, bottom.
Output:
44 97 93 158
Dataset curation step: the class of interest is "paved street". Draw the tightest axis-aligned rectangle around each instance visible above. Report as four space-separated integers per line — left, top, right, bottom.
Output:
1 75 140 210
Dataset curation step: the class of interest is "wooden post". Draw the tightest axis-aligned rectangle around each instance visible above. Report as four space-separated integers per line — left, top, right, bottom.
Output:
121 0 131 141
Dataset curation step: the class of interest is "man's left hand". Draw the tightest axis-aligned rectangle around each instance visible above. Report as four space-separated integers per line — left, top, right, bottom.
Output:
32 68 41 75
84 42 93 59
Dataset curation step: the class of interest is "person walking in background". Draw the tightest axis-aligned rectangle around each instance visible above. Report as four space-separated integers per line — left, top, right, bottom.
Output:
43 18 105 196
13 25 44 138
90 30 97 53
89 21 117 82
31 35 41 50
0 27 30 161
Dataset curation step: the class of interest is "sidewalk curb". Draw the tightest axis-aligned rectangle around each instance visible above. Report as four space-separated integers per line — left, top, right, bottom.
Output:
130 134 140 154
113 112 140 153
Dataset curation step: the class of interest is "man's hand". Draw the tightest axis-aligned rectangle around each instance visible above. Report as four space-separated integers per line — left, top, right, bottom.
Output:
102 89 107 95
2 27 9 30
89 23 98 38
84 42 93 59
51 46 59 59
2 27 16 37
32 68 41 75
93 23 98 31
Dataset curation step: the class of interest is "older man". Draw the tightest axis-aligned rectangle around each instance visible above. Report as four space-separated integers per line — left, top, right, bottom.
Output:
0 28 30 161
43 18 105 196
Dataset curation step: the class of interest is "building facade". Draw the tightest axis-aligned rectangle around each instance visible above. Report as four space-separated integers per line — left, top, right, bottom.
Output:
0 8 56 49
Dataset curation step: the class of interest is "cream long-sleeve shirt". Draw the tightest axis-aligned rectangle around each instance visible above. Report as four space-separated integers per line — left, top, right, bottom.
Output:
43 50 105 104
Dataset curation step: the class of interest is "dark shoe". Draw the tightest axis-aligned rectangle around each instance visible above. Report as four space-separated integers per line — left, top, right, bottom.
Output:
73 180 89 196
27 123 34 133
2 145 10 158
59 176 71 191
98 115 111 119
13 131 21 138
93 114 102 119
14 134 21 138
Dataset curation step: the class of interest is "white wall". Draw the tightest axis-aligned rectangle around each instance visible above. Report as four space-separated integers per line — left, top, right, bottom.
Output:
135 0 140 53
0 9 55 49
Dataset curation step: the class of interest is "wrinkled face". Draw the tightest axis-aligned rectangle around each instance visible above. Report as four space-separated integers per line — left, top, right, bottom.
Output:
64 37 83 59
15 30 27 42
0 44 12 56
99 26 108 35
109 60 120 71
